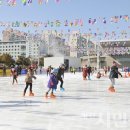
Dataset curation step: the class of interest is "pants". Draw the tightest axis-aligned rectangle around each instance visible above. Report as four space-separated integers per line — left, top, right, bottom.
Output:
24 83 32 93
110 78 115 86
88 73 91 79
58 77 63 88
13 76 17 84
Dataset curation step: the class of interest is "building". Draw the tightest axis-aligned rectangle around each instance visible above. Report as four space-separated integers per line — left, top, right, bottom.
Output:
68 31 96 58
40 30 70 57
81 39 130 68
0 40 26 60
100 39 130 67
2 28 27 42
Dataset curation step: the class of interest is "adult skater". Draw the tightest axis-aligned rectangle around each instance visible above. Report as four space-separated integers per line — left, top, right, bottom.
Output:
87 65 92 80
82 65 88 80
57 64 65 91
108 61 122 92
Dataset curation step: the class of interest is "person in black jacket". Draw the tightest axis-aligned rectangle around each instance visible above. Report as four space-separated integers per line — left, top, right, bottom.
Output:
87 65 92 80
108 61 122 92
57 64 65 91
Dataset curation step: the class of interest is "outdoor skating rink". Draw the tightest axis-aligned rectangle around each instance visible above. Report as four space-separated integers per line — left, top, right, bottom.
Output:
0 72 130 130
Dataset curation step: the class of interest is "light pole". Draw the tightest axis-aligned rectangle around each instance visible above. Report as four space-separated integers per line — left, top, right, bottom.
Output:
87 39 90 65
96 41 100 71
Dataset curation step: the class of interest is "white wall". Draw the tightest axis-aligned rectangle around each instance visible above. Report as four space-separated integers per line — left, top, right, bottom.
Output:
44 57 64 68
67 57 81 68
44 56 81 69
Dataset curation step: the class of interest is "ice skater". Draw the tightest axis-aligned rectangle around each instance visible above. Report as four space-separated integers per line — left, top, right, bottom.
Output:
82 65 88 80
23 68 36 96
57 64 65 91
108 61 122 92
45 69 58 98
96 71 102 79
12 69 18 85
87 65 92 80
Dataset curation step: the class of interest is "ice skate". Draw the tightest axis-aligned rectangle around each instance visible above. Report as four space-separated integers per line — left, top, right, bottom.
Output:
29 91 34 96
45 92 48 98
108 86 115 92
60 87 65 92
23 92 26 97
50 92 56 98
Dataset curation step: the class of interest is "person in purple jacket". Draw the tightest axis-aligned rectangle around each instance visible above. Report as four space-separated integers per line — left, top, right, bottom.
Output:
45 69 58 98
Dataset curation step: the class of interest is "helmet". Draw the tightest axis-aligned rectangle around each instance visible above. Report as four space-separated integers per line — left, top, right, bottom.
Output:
51 68 59 75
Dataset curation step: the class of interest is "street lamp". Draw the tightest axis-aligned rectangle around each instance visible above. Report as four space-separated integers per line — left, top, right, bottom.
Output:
96 41 100 71
87 39 90 65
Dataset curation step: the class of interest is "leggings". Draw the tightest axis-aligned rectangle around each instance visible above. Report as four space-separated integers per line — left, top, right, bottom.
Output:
24 83 32 93
13 76 17 84
110 78 115 86
58 77 63 88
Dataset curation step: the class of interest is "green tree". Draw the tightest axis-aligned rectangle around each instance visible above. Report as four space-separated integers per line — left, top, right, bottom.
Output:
0 53 15 66
16 56 31 67
39 57 44 66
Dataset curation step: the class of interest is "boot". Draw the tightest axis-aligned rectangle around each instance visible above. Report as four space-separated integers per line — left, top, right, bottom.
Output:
29 91 34 96
45 92 48 98
108 86 115 92
23 92 26 97
60 87 65 92
50 92 56 98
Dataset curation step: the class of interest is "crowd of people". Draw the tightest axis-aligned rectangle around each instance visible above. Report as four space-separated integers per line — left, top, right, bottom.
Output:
0 61 125 98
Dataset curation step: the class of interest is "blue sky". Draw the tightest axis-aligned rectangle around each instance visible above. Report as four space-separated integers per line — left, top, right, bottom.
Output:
0 0 130 35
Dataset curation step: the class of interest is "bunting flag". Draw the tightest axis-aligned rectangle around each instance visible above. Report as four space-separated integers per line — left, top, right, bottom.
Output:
38 0 43 5
7 0 16 6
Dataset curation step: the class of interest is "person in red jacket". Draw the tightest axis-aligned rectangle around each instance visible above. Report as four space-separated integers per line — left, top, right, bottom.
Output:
82 65 88 80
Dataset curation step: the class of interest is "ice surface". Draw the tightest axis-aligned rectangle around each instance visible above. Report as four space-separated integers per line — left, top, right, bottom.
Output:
0 72 130 130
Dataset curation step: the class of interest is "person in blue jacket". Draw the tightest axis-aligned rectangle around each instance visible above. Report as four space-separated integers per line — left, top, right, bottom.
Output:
45 69 58 98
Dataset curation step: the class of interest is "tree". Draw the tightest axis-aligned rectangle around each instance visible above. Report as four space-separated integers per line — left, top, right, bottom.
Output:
39 57 44 66
16 56 31 67
0 53 15 66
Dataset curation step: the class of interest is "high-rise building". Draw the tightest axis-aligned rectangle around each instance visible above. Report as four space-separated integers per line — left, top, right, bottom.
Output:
2 28 27 42
0 40 26 60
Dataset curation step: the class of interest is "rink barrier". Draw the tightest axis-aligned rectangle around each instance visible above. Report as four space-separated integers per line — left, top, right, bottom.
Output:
21 69 27 74
0 69 11 76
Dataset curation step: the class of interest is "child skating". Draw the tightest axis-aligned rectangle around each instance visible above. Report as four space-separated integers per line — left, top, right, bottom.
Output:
12 69 18 85
45 69 58 98
23 68 36 96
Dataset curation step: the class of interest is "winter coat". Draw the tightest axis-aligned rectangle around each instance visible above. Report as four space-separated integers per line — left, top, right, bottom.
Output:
25 70 36 83
47 74 58 89
82 67 88 77
57 68 64 78
109 66 121 79
87 66 92 74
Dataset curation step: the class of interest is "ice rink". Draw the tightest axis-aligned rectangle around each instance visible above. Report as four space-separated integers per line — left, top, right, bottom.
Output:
0 72 130 130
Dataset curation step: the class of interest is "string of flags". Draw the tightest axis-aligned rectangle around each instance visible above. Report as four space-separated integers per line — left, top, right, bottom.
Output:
0 15 129 28
0 0 62 6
